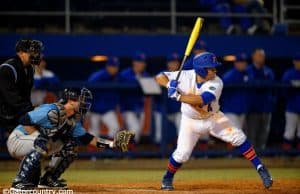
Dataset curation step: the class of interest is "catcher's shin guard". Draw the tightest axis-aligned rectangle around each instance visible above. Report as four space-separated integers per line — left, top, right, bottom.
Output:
39 142 77 187
13 150 43 188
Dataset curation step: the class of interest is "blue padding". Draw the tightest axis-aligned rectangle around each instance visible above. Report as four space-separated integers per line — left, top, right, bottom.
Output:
1 34 299 57
201 92 216 105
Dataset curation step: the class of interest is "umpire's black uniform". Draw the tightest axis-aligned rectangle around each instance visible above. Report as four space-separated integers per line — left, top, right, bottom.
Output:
0 39 43 132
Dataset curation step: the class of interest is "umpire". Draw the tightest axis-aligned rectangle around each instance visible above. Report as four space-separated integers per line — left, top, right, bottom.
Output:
0 39 43 133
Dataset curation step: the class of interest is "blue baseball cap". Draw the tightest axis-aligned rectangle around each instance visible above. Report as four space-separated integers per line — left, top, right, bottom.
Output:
293 52 300 60
167 53 181 62
194 40 207 51
106 57 120 67
133 52 146 62
235 53 247 62
193 52 221 69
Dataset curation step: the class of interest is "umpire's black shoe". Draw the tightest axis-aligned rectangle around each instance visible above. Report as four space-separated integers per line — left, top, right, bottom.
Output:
161 177 174 190
257 164 273 189
38 177 67 189
12 180 36 190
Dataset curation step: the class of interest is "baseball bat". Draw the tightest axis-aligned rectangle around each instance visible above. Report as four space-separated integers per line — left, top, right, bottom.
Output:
175 17 204 81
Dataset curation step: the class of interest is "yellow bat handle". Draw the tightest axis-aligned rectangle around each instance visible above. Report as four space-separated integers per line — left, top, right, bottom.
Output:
184 17 204 56
175 17 204 81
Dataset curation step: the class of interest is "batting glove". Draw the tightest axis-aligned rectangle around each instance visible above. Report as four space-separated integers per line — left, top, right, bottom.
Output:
167 80 181 101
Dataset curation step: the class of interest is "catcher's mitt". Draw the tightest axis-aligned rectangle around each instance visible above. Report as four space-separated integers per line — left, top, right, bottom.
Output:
114 130 135 152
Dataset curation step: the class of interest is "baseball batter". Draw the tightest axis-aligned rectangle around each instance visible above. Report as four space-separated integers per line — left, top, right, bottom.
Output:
155 52 273 190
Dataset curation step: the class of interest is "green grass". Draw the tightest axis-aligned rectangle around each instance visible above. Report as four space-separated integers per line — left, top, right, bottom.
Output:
1 168 299 184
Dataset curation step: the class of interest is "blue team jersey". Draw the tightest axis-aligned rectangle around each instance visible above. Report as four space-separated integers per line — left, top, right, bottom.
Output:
34 70 60 90
119 68 149 112
282 68 300 113
88 69 119 113
221 68 250 114
246 64 275 113
182 55 194 70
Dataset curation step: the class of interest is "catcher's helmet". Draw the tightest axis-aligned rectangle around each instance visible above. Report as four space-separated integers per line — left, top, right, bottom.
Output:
193 52 221 77
63 87 93 116
15 39 44 65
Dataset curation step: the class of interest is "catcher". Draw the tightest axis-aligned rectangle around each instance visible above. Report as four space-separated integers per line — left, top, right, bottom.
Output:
7 87 134 190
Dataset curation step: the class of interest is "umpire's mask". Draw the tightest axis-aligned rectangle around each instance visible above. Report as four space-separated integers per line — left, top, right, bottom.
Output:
16 39 44 66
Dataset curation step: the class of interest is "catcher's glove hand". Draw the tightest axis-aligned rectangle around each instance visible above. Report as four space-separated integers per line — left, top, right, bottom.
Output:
114 130 135 152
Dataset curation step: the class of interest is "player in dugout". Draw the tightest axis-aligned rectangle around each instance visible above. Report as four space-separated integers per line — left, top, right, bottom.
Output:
221 53 250 129
88 57 121 140
281 52 300 150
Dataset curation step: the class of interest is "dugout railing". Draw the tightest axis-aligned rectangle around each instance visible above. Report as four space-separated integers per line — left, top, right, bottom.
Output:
0 0 279 34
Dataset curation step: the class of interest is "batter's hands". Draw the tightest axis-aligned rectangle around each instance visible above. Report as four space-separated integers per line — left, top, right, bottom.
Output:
167 80 181 101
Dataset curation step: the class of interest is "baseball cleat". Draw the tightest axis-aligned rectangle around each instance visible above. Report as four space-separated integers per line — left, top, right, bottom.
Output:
38 178 67 189
161 177 174 190
257 164 273 189
12 180 36 190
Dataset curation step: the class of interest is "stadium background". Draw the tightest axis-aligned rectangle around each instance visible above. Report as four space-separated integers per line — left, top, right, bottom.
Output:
0 0 300 193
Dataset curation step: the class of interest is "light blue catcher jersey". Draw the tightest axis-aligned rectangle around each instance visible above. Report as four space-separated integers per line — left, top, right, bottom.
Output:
27 103 59 129
14 103 60 134
72 122 87 138
14 103 88 139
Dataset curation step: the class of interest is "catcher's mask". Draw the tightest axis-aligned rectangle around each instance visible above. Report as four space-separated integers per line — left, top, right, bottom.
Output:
15 39 44 65
63 87 93 116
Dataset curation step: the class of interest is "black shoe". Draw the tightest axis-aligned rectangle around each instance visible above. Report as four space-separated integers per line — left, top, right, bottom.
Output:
12 180 36 190
257 164 273 189
161 177 174 190
58 178 67 183
38 177 67 189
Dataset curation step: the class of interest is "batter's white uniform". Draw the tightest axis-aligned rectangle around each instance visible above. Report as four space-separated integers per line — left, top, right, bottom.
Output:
163 70 246 163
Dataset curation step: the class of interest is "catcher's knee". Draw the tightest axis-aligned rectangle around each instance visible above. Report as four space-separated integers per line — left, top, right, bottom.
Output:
172 149 192 163
34 135 49 156
231 128 247 147
59 141 78 158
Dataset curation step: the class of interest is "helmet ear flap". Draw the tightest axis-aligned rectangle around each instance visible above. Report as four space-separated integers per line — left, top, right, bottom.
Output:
196 67 208 78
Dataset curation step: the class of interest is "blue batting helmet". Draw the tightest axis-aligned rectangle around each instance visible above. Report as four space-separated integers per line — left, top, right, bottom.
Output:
193 52 221 77
107 56 120 67
167 52 181 62
133 51 146 62
193 40 207 51
235 53 247 62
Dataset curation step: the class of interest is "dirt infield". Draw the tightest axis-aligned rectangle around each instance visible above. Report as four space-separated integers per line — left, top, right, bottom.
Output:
1 179 299 194
72 179 300 194
1 158 299 194
70 180 300 194
0 180 300 194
